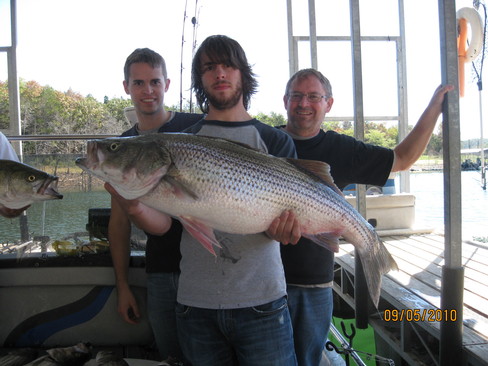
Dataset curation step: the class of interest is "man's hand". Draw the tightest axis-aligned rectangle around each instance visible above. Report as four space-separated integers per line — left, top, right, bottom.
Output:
266 210 302 245
116 282 141 325
0 204 30 219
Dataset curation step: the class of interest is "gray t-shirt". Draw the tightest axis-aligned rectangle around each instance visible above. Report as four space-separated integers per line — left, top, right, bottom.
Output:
177 119 297 309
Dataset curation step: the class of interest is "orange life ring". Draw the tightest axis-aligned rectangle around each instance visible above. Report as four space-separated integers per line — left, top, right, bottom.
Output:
457 7 484 97
457 17 468 97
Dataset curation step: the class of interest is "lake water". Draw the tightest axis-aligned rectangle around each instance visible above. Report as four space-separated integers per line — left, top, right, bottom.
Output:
1 171 487 243
408 170 488 240
1 190 111 243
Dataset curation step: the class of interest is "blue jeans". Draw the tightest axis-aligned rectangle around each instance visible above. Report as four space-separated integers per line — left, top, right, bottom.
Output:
147 272 183 361
287 285 333 366
176 296 297 366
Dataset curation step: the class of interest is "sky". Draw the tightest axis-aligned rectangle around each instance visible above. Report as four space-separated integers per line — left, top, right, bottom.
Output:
0 0 487 140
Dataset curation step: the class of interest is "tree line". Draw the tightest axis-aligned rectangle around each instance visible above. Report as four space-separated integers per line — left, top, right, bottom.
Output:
256 112 445 156
1 80 132 156
1 79 446 157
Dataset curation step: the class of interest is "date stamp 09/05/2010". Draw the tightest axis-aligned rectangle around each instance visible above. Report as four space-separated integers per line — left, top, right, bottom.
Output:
383 309 458 322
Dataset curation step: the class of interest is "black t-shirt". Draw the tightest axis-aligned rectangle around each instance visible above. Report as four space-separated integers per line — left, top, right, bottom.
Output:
122 112 203 273
279 128 394 284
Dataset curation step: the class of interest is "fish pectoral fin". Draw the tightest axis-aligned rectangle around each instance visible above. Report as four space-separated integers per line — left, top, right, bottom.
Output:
302 232 341 253
179 216 222 256
163 175 199 200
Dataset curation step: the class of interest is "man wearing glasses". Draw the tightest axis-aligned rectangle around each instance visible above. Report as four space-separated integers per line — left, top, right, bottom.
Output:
279 68 453 366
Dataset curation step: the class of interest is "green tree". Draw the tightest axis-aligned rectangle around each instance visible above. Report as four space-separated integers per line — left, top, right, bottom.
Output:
425 125 443 156
365 129 387 147
104 97 133 124
254 112 286 127
168 102 203 114
322 121 345 133
0 81 10 129
2 80 133 155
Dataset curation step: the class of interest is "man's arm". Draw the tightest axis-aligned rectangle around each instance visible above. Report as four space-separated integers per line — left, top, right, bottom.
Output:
106 183 173 325
108 197 140 324
392 84 454 172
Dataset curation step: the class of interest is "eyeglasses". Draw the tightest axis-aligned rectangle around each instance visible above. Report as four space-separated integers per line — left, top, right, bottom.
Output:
287 92 329 103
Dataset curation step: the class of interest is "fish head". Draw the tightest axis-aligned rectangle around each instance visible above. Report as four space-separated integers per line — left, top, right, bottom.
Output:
0 160 63 209
76 135 172 200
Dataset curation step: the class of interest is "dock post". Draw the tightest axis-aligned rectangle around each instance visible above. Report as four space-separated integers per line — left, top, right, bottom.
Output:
354 254 369 329
349 0 370 330
437 0 464 363
440 266 464 365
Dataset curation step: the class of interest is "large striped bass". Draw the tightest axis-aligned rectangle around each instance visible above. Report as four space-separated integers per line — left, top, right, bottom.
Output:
76 133 397 306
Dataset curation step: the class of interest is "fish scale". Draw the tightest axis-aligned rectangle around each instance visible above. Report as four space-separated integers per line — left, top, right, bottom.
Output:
148 135 361 237
76 133 398 307
171 139 319 211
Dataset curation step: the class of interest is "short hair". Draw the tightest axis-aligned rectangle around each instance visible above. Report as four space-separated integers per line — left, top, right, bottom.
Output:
285 68 333 97
124 48 167 83
191 35 258 113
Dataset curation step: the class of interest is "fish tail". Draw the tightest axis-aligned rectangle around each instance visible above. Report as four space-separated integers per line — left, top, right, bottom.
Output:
358 234 398 308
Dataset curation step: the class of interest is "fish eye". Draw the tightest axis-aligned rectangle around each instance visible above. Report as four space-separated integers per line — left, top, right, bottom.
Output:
109 142 120 151
27 175 36 182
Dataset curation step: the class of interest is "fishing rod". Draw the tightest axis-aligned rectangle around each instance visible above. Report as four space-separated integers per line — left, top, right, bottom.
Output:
326 322 395 366
472 0 487 190
189 0 200 113
179 0 189 113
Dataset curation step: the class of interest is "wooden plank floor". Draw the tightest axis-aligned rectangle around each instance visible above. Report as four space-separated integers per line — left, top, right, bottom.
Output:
335 233 488 364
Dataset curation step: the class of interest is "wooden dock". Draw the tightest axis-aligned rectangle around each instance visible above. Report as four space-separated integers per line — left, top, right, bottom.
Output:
333 233 488 365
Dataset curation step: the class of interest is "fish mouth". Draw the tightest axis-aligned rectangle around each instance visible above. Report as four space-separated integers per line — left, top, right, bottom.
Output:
75 157 88 169
38 177 63 200
75 141 101 171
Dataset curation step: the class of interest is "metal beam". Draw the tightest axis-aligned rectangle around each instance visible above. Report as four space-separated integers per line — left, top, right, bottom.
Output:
437 0 464 364
397 0 410 193
6 0 22 157
349 0 370 329
308 0 318 69
286 0 297 76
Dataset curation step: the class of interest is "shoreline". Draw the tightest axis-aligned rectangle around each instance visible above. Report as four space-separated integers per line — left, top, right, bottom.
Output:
411 159 443 172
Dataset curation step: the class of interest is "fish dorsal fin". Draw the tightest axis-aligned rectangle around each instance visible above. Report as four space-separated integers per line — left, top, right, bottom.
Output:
286 158 343 197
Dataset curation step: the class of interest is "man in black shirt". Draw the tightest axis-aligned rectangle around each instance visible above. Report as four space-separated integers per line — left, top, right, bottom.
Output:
106 48 201 365
278 68 453 366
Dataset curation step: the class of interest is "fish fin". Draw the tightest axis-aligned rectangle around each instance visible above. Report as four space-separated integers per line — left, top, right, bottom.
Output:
163 172 199 200
302 232 341 253
356 233 399 308
286 158 344 197
179 216 222 256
